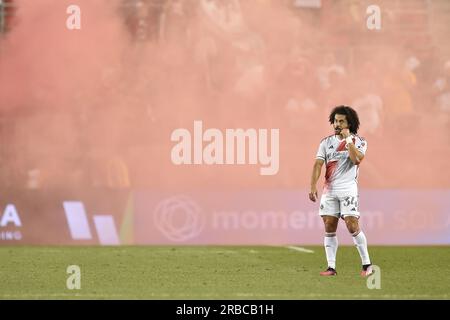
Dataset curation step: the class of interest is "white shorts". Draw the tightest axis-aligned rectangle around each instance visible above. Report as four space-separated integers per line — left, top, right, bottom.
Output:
318 192 360 219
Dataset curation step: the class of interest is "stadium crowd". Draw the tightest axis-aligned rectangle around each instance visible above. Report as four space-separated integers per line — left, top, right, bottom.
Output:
0 0 449 190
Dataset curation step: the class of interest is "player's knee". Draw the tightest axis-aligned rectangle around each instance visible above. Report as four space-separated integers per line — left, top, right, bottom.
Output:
346 222 359 234
324 222 337 233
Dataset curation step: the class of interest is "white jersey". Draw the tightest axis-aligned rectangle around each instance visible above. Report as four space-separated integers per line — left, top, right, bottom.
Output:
315 134 367 194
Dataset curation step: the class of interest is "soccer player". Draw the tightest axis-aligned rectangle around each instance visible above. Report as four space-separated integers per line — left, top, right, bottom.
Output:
309 105 373 277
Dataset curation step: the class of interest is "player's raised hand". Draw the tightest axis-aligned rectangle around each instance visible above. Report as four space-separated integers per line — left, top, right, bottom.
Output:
309 187 318 202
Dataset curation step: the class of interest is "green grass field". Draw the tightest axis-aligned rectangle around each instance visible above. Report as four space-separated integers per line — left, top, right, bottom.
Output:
0 246 449 299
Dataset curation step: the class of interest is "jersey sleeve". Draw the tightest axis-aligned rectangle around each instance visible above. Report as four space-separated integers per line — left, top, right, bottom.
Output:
315 140 327 161
355 137 368 155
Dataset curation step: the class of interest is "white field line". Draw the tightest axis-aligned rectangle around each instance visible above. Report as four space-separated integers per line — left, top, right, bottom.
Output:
286 246 315 253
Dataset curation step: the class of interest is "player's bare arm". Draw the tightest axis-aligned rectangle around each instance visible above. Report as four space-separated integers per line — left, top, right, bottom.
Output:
309 159 324 202
340 128 364 165
347 143 364 165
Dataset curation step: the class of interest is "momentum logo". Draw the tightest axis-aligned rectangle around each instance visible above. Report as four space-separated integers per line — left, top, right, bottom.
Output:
63 201 119 245
153 195 204 242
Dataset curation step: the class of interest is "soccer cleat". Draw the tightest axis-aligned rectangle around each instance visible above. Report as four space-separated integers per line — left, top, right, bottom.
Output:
320 267 337 276
360 264 374 277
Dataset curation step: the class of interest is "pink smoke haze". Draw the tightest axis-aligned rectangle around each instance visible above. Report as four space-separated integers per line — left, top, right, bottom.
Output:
0 0 449 192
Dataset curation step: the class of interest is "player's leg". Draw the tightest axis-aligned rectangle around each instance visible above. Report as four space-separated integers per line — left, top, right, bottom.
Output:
343 216 373 276
339 194 373 276
321 215 339 275
319 193 340 276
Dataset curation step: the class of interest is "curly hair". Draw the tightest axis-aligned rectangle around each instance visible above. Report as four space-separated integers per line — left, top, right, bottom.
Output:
329 105 360 134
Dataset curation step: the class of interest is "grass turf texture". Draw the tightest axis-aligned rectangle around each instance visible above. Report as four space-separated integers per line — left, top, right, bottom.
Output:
0 246 449 299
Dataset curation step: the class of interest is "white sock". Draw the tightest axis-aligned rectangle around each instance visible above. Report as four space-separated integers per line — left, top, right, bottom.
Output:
324 232 338 269
352 231 371 265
